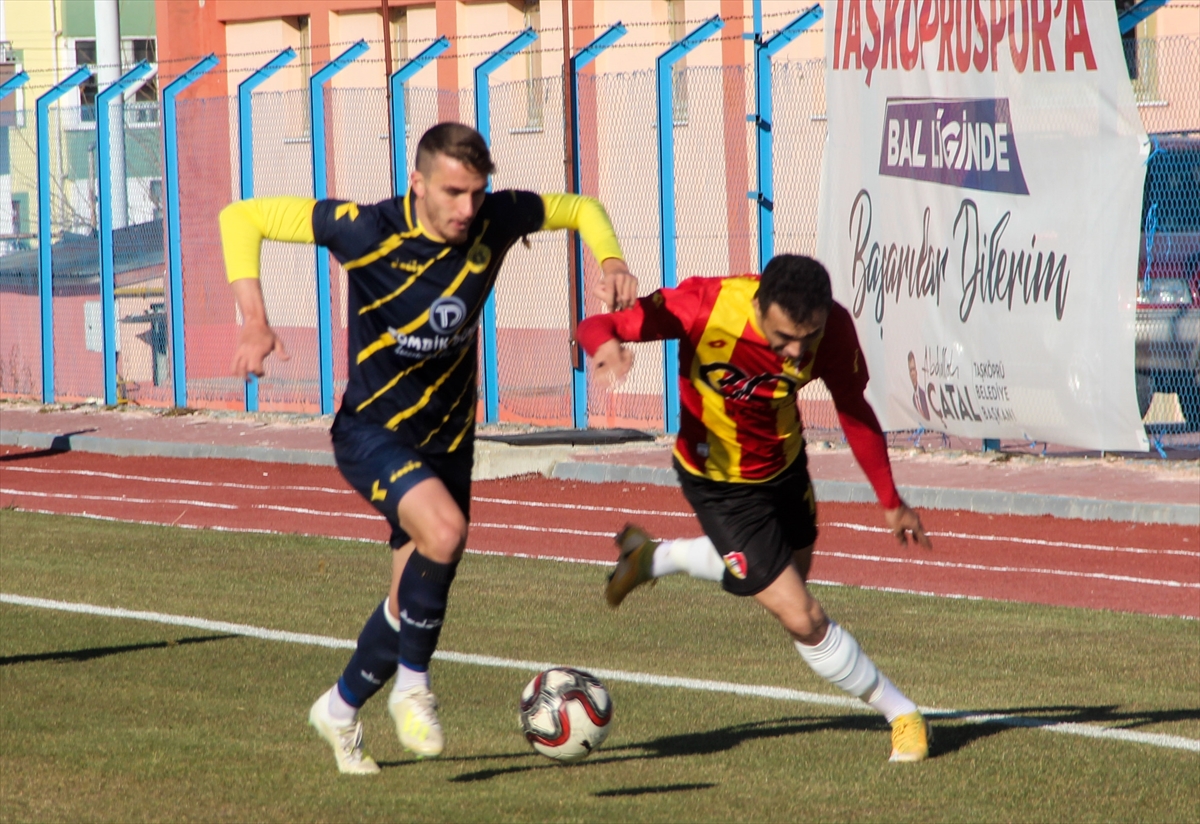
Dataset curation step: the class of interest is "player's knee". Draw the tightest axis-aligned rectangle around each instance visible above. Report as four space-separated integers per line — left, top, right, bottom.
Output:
418 516 467 563
787 609 829 645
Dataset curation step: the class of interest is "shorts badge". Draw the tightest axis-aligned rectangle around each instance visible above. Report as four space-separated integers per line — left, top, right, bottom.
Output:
722 551 748 580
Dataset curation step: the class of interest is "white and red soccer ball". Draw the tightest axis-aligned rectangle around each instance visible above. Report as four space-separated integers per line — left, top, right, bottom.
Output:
519 667 613 763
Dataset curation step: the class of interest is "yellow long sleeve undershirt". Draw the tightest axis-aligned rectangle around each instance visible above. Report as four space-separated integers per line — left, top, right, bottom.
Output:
220 192 623 283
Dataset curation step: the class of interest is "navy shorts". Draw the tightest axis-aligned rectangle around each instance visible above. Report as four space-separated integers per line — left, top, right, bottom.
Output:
332 410 474 549
675 452 818 596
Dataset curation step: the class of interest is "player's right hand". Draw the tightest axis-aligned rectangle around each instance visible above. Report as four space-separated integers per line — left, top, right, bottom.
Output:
884 504 933 550
591 338 633 386
231 322 290 380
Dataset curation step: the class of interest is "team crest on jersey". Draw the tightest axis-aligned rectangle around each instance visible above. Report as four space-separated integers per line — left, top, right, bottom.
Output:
466 242 492 273
722 551 748 579
429 296 468 334
699 362 799 401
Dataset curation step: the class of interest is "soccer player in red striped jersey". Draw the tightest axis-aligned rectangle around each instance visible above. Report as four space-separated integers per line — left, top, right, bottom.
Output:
576 254 934 762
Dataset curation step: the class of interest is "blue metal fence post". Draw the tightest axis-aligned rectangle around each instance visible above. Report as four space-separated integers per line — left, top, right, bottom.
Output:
474 27 538 424
34 67 91 405
161 54 219 409
310 39 370 416
391 37 451 196
749 5 822 271
237 47 296 412
96 60 153 406
569 23 626 431
657 15 723 433
0 70 28 100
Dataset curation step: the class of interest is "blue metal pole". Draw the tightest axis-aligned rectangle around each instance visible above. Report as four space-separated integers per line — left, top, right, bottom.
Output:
391 37 450 196
750 5 822 272
657 15 723 433
96 60 153 406
310 39 370 416
474 27 538 424
569 23 626 431
237 47 296 411
162 54 219 409
34 67 91 405
0 70 28 100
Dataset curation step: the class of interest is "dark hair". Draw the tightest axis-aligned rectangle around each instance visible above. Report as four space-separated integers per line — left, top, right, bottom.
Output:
756 254 833 323
415 122 496 176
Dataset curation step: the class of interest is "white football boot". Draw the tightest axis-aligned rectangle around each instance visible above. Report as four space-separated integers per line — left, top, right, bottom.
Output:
388 686 445 758
308 688 381 775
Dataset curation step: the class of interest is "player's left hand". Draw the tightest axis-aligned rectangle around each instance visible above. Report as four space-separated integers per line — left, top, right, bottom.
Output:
884 504 933 550
596 258 638 311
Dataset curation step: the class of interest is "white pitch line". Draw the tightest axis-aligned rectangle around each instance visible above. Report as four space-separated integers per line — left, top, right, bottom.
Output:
2 592 1196 755
0 487 238 510
1 465 354 495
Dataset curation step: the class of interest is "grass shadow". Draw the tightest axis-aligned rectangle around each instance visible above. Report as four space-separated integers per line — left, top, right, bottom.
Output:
0 634 240 666
594 783 718 797
448 714 880 783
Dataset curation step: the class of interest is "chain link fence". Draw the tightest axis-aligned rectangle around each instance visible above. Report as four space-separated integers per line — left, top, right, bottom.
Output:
3 34 1197 450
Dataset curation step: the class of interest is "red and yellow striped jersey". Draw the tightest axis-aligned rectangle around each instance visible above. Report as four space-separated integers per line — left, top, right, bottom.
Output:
577 275 900 506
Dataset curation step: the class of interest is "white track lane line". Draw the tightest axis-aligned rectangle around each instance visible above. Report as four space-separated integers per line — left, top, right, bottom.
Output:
5 469 1191 557
3 492 1195 588
0 487 237 509
1 465 353 495
2 592 1196 754
823 551 1200 588
6 507 1195 620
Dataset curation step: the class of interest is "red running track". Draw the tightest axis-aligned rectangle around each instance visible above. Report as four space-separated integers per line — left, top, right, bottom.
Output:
1 446 1197 619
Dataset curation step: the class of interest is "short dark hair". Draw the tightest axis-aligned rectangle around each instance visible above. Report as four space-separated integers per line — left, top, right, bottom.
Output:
756 254 833 324
415 122 495 176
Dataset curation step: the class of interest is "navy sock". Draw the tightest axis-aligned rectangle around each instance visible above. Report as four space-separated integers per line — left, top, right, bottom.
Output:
396 552 458 671
336 600 399 708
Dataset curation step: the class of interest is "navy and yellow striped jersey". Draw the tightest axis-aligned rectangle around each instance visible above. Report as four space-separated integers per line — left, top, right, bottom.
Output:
312 190 543 452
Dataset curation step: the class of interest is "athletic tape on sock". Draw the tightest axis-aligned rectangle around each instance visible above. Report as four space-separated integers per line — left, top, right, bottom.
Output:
794 621 881 700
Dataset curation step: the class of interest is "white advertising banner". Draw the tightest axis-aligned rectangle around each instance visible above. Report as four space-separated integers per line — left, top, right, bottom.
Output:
817 0 1148 451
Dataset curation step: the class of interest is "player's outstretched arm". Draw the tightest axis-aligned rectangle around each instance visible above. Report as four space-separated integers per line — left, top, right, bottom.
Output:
220 197 316 379
540 193 637 309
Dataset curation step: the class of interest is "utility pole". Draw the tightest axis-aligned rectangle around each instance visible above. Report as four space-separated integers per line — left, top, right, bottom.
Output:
381 0 396 193
94 0 126 229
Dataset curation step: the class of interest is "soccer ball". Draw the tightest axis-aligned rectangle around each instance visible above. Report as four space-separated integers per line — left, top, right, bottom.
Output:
519 667 613 763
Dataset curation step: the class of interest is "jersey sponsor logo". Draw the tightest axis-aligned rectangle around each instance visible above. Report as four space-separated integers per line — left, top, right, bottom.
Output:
429 296 468 334
699 361 799 401
722 551 748 580
388 323 476 357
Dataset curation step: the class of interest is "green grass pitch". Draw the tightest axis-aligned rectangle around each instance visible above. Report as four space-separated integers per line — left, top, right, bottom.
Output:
1 510 1197 822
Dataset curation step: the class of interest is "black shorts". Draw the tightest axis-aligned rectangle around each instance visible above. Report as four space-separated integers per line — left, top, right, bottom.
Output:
675 453 818 596
332 410 473 549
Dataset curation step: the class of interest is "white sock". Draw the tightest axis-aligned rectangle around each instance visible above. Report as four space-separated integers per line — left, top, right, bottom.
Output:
393 665 429 695
651 537 726 582
794 621 917 722
327 686 358 723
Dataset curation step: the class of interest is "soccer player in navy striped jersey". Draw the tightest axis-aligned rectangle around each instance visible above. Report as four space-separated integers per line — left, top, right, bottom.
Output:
220 123 635 774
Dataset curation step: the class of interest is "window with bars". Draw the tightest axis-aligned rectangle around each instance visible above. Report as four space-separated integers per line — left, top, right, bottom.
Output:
668 0 688 125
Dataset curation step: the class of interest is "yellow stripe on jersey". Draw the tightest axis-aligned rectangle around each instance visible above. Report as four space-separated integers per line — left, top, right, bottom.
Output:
694 277 761 481
416 375 475 448
334 202 360 221
384 345 473 431
357 248 451 316
342 227 422 271
355 354 434 412
447 412 475 452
